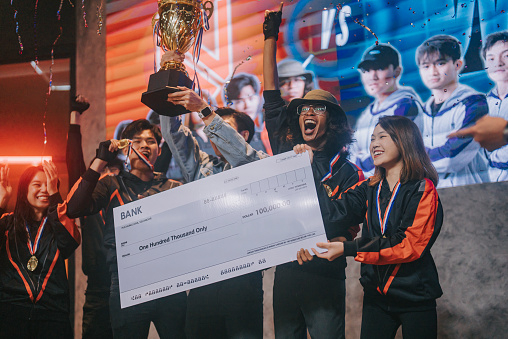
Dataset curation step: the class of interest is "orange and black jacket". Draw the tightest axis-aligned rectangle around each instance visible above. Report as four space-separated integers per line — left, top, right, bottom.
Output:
328 178 443 303
0 193 80 320
66 168 181 271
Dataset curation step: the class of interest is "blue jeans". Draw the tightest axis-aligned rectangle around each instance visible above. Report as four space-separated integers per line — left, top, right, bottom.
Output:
109 272 187 339
273 267 346 339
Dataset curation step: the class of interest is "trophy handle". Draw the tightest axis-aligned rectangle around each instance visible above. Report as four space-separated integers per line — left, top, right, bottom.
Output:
203 0 214 20
151 12 159 29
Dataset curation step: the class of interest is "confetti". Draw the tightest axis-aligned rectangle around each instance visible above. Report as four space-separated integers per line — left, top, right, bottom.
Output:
353 18 379 45
223 56 252 105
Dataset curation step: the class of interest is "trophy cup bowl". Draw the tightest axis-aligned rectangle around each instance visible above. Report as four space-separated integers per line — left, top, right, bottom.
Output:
141 0 213 116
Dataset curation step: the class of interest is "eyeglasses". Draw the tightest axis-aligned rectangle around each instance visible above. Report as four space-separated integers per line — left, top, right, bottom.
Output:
297 104 327 115
279 76 306 87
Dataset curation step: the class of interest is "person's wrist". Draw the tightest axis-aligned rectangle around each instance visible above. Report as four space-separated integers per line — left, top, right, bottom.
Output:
503 121 508 143
198 106 213 120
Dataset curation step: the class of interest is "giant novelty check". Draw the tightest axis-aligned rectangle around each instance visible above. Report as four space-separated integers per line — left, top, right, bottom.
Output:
114 151 327 308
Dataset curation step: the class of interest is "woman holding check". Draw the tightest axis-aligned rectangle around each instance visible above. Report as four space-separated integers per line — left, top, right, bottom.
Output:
296 116 443 339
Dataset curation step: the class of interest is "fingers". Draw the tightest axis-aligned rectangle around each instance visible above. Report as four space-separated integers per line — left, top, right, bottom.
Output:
293 144 307 154
447 126 473 139
109 139 121 152
296 248 314 265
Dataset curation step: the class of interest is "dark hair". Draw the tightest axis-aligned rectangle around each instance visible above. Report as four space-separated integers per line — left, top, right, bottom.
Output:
225 74 259 103
121 119 162 144
285 105 354 155
416 35 461 66
12 166 46 241
369 116 438 187
482 31 508 59
215 107 255 144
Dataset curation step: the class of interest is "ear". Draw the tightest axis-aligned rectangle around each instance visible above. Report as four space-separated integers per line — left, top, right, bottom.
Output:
157 144 162 157
455 59 464 71
239 130 249 142
394 66 402 78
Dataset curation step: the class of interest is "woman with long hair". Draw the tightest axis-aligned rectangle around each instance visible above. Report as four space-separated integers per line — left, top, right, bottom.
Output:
0 162 80 339
296 115 443 339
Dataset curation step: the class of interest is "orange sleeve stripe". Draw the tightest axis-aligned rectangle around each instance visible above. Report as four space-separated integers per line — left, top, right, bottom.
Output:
356 179 438 265
110 189 125 206
56 203 81 245
5 232 34 301
36 249 60 303
383 264 401 295
337 179 367 200
65 177 83 204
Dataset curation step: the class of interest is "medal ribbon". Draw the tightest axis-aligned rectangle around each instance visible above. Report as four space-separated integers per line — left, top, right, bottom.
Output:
26 217 47 256
376 180 400 235
125 141 154 171
320 151 341 182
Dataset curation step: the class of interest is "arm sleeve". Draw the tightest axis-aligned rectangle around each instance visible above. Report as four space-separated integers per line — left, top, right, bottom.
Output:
160 115 212 183
263 90 288 155
488 144 508 170
427 95 489 173
344 179 442 265
48 193 81 259
204 115 269 167
326 179 369 227
66 124 87 187
66 168 110 218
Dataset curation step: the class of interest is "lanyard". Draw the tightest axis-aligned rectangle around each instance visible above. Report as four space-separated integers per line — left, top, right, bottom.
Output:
125 141 154 171
26 217 47 256
320 151 341 182
376 180 400 235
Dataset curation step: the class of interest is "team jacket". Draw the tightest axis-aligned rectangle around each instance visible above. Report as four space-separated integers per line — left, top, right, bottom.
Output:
0 193 80 320
422 84 490 188
328 178 443 303
486 88 508 182
66 169 181 271
350 87 424 177
264 89 363 278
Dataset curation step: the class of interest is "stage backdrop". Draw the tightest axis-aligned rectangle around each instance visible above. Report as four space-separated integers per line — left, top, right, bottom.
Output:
106 0 508 188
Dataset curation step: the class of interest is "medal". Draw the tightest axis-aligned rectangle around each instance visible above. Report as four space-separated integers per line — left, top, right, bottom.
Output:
26 217 47 272
323 184 333 197
27 255 38 271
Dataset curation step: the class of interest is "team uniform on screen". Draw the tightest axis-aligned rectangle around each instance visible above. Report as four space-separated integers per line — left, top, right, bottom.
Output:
350 87 423 177
422 84 490 188
486 88 508 182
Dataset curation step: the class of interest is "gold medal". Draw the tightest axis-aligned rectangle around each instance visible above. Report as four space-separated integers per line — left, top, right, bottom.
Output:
118 139 131 149
323 184 333 197
27 255 38 272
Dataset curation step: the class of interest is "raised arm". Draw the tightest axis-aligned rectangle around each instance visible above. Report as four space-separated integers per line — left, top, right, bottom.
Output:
263 3 283 91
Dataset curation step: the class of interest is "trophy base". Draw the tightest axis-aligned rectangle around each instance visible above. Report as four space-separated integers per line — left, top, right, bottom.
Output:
141 69 194 117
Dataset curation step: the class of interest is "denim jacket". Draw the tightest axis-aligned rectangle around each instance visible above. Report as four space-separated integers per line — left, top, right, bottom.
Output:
160 114 269 182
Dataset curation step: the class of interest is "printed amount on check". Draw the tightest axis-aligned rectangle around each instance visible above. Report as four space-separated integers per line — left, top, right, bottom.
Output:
114 151 327 308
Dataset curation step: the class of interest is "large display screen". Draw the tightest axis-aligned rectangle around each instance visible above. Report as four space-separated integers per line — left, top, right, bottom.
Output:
106 0 508 187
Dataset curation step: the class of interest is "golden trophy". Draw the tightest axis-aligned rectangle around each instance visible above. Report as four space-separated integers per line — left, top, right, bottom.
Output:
141 0 214 116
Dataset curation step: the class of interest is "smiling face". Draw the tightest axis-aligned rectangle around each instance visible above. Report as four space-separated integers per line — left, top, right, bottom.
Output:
360 65 400 98
418 53 462 91
370 124 402 170
27 171 50 214
128 129 160 170
485 40 508 84
298 104 329 150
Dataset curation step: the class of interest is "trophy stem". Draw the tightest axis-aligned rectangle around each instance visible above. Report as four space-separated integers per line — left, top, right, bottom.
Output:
161 60 189 77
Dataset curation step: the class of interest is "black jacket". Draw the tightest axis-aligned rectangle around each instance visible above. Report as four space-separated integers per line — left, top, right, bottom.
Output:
66 169 181 271
0 194 81 320
330 178 443 304
264 89 363 279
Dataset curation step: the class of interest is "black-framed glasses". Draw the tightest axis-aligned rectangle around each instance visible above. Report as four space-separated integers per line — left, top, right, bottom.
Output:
297 104 327 115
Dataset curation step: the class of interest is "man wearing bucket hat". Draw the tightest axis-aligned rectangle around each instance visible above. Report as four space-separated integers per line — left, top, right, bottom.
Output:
277 59 316 103
262 4 363 338
349 43 424 178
